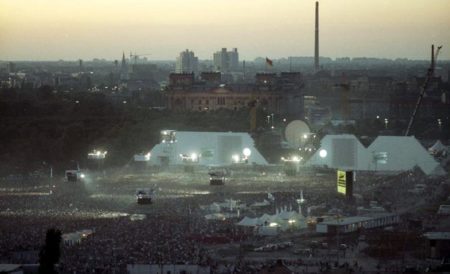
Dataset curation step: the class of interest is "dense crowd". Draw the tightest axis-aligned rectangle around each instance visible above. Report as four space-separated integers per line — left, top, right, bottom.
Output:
0 170 448 273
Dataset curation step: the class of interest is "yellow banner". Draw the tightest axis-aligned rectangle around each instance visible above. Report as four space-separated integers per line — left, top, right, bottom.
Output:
337 170 346 195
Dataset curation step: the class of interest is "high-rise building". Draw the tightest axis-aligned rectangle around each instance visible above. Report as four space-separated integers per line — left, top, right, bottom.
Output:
228 48 239 71
6 62 16 73
213 48 239 72
176 49 199 75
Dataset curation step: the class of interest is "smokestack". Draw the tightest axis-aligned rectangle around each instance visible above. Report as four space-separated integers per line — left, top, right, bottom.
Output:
431 44 435 76
314 1 319 72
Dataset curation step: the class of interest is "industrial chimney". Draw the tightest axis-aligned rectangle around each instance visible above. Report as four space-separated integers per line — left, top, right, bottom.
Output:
431 44 435 76
314 1 319 72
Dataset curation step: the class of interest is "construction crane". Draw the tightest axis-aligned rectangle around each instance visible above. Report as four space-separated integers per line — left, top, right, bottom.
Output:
405 45 442 136
129 52 152 65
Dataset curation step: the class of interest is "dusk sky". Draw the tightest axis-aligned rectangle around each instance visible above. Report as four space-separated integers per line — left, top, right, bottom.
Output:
0 0 449 61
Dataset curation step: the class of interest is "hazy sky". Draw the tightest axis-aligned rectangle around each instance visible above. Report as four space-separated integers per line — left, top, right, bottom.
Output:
0 0 449 61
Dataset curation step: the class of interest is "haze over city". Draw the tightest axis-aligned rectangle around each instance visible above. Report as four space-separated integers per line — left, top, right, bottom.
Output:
1 0 450 273
1 0 449 61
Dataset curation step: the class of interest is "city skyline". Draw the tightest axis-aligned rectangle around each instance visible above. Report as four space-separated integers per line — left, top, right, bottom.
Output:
0 0 449 61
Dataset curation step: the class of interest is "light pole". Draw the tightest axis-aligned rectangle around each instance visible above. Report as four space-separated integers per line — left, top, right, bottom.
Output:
271 113 274 129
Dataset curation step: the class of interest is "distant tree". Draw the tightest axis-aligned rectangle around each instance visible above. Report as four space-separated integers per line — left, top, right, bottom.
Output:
38 228 62 274
37 85 54 100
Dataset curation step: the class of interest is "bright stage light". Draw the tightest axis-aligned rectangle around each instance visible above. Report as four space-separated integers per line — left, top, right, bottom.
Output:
80 173 85 179
243 148 251 157
319 149 327 158
191 153 198 161
232 154 240 163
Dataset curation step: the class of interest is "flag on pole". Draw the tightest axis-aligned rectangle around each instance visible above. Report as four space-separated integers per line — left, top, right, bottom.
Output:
265 57 273 67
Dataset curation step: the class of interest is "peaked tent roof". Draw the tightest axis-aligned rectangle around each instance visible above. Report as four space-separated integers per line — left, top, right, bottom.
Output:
306 134 371 170
306 134 447 176
368 136 445 176
150 131 268 166
429 140 447 153
237 216 259 226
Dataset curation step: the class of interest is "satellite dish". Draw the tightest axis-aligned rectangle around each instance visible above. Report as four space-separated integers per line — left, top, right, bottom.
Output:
285 120 310 148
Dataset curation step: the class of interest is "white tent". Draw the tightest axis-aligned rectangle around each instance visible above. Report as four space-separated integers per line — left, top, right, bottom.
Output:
307 134 446 176
250 199 271 208
237 216 259 226
204 213 226 220
368 136 446 176
149 131 268 166
259 213 272 224
209 203 221 213
429 140 447 155
237 210 307 231
306 134 371 171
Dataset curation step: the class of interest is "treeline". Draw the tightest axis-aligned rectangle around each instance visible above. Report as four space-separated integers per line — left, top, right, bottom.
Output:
0 91 261 175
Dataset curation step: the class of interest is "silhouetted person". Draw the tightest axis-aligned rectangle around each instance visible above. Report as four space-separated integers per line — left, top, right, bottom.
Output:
38 228 62 274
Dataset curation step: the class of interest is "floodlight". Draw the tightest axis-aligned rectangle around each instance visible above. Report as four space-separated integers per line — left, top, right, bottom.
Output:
319 149 327 158
191 153 198 161
232 154 240 163
243 148 251 157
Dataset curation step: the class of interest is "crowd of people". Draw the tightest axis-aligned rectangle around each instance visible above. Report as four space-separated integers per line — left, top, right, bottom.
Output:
0 169 448 273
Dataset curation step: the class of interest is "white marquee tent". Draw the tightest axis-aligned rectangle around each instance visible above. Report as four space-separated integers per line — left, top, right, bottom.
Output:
307 135 446 176
368 136 446 175
306 134 371 171
237 209 307 231
429 140 447 155
149 131 268 166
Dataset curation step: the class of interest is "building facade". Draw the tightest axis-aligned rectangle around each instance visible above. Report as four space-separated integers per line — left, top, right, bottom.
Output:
165 72 304 116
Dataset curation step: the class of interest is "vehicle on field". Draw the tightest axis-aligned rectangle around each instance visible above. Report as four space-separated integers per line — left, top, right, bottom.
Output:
135 188 154 204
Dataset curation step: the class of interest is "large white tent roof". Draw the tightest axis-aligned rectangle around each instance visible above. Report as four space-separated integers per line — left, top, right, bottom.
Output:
368 136 446 176
306 134 371 171
150 131 268 166
307 134 446 176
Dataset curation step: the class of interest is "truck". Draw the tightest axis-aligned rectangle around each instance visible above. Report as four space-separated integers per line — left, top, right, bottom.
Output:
135 188 154 204
208 169 227 185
